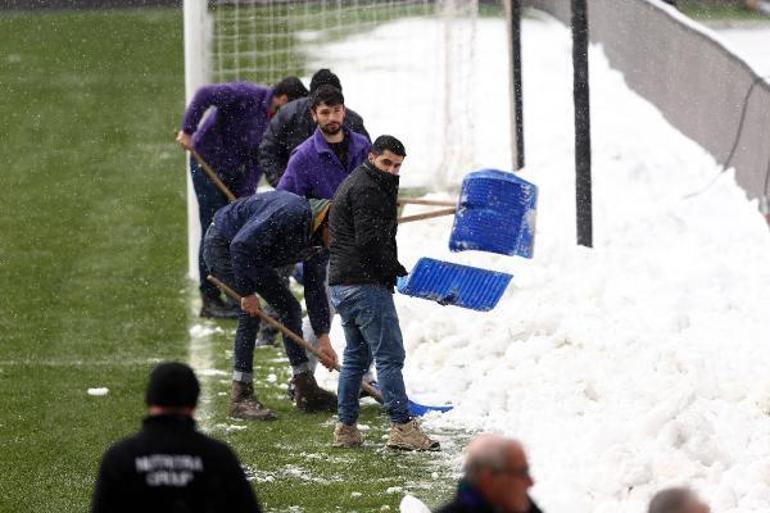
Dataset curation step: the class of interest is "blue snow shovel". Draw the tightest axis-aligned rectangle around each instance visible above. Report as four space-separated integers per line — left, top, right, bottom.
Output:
449 169 537 258
367 383 453 417
397 257 512 312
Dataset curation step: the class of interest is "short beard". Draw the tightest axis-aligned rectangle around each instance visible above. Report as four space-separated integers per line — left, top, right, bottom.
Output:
320 123 342 136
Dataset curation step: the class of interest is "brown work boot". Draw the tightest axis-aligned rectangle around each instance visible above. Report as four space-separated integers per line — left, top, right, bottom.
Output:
386 419 440 451
333 422 364 448
229 381 277 421
291 371 337 413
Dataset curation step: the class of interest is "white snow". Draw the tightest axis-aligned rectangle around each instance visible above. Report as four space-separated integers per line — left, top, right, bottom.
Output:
311 12 770 513
399 494 431 513
714 25 770 76
87 387 109 396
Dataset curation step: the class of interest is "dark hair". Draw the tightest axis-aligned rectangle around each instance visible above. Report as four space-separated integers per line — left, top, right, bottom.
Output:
310 84 345 111
145 362 200 409
273 76 308 102
310 68 342 93
371 135 407 157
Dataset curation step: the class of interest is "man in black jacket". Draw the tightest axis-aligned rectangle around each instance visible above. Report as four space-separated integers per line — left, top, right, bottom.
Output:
91 362 261 513
258 68 370 187
328 135 439 451
435 435 542 513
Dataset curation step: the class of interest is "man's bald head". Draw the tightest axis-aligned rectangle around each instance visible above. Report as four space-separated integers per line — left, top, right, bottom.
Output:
464 435 525 482
462 434 533 513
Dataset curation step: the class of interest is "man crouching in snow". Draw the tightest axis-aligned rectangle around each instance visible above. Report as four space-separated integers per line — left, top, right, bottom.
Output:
328 135 439 451
203 190 338 419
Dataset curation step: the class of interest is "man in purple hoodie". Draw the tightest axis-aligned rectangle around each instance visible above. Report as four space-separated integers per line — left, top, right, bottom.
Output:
277 85 370 200
176 77 308 318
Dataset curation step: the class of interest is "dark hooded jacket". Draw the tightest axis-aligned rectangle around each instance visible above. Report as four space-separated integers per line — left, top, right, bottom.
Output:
213 190 330 334
258 96 369 187
91 414 261 513
435 480 543 513
328 162 407 288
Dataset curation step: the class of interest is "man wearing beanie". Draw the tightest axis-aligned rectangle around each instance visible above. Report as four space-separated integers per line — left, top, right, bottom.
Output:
202 191 339 419
91 362 261 513
259 68 370 188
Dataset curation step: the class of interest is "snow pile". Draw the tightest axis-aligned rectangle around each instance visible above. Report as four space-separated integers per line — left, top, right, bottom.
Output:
312 13 770 513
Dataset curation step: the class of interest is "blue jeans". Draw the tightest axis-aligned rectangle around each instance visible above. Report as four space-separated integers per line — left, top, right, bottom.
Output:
202 225 309 381
331 284 410 425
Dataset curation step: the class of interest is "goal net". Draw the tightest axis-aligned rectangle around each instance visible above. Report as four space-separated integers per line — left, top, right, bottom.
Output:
183 0 516 278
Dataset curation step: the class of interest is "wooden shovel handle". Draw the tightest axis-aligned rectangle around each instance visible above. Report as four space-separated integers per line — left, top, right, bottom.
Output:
190 149 237 203
397 198 457 207
398 207 457 224
206 275 383 401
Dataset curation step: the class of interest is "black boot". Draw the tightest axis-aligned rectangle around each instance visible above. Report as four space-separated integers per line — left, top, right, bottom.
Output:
200 295 239 319
292 371 337 413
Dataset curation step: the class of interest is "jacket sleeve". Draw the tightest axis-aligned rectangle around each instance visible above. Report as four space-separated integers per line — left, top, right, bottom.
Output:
302 252 330 336
258 109 291 187
223 447 263 513
351 186 406 282
181 84 240 134
276 152 307 197
90 449 119 513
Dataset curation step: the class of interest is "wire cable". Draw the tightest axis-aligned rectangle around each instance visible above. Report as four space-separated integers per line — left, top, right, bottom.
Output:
683 73 770 200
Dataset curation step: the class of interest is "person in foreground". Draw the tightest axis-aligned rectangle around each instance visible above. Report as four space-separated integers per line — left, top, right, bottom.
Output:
90 362 262 513
328 134 439 451
648 487 710 513
435 434 541 513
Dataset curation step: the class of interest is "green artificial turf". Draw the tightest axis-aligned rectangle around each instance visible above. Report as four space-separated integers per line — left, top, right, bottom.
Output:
0 7 460 512
679 1 770 20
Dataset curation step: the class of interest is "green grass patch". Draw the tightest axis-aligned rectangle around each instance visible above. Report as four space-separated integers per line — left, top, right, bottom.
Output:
0 7 460 513
679 1 769 20
192 316 460 513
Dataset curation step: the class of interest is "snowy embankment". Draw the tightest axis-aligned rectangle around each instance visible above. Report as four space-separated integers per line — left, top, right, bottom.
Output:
313 13 770 513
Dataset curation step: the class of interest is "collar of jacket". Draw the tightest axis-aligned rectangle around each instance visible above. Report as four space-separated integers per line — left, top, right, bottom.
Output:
312 126 351 157
455 479 500 513
142 413 196 431
363 161 400 189
266 85 277 118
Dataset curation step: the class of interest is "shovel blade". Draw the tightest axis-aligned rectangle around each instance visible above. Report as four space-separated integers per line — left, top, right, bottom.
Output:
449 169 537 258
397 257 512 312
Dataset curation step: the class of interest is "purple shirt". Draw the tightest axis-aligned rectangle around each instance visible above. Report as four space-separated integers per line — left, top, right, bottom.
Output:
182 82 272 197
277 127 371 200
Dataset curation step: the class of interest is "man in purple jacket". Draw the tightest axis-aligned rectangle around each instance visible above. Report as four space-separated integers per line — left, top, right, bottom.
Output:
176 77 308 318
277 85 370 200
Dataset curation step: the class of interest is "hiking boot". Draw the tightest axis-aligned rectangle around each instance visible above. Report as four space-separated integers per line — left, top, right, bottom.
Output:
291 371 337 413
200 295 239 319
386 419 440 451
229 381 277 421
333 422 364 448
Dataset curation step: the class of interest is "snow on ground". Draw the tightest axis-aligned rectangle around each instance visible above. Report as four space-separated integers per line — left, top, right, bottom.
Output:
311 11 770 513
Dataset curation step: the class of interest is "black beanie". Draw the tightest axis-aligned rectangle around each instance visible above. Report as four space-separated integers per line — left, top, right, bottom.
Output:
309 68 342 93
145 362 200 409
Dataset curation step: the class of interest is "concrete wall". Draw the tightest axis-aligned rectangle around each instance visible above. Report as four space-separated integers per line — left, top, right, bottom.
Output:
524 0 770 201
